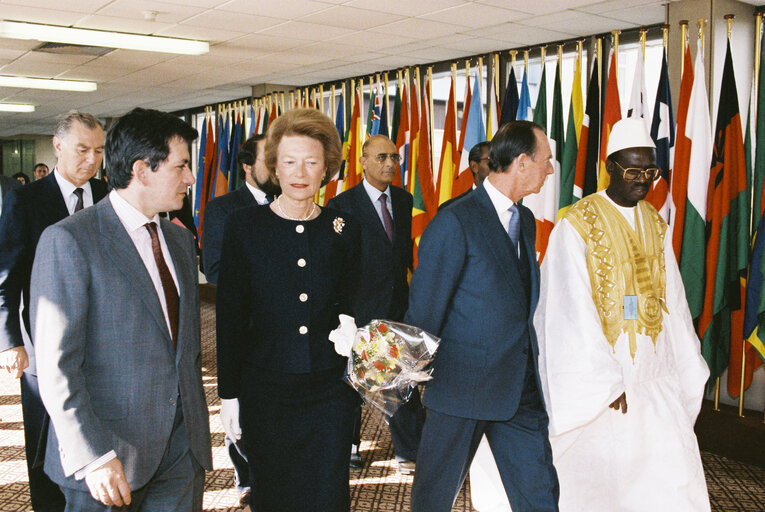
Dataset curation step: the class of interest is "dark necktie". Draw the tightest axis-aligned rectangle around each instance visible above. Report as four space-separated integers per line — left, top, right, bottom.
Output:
145 222 179 349
73 187 84 213
379 193 394 242
507 204 520 251
265 194 275 204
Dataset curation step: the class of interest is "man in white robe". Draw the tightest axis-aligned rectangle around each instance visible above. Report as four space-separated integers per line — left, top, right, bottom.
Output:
535 118 710 511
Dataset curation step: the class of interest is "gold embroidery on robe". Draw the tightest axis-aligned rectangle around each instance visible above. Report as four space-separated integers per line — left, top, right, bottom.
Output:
564 194 667 359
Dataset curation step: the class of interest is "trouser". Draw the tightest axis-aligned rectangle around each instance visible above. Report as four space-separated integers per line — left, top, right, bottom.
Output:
411 365 559 512
60 401 204 512
21 372 66 512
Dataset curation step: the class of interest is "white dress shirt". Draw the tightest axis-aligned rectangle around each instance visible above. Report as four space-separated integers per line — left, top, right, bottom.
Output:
245 181 269 205
483 177 517 234
54 169 93 215
362 178 394 227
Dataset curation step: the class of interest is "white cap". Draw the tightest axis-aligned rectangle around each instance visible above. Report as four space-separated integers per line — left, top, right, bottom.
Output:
606 118 655 158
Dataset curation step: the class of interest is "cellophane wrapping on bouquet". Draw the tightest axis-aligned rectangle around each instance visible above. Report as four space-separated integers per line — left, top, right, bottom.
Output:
346 319 440 417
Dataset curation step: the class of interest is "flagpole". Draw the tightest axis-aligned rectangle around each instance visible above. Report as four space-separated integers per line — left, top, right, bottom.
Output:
510 50 517 77
342 82 347 133
640 27 647 61
428 66 435 175
330 85 335 121
612 30 620 70
524 50 529 77
680 20 688 78
384 72 390 135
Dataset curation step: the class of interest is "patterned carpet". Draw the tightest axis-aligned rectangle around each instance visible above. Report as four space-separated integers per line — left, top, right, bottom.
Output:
0 301 762 511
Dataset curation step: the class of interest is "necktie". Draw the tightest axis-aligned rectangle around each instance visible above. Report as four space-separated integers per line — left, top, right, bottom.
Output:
73 188 84 213
379 193 394 242
265 194 275 204
145 222 179 349
508 204 520 250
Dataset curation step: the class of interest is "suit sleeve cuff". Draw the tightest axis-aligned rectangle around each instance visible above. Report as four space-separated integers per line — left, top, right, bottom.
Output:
74 450 117 480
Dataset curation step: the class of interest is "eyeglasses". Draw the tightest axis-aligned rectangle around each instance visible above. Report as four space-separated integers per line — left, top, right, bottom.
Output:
367 153 401 163
612 160 661 181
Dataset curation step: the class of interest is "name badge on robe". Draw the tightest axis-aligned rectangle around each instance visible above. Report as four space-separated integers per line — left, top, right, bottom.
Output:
624 295 638 320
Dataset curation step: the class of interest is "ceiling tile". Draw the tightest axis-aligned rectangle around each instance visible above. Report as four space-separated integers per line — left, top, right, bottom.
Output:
223 33 311 54
420 3 528 28
326 30 419 51
473 0 600 14
153 25 246 44
3 0 110 12
368 18 464 39
522 10 637 36
91 49 174 69
598 5 666 26
74 15 174 35
257 21 355 41
0 58 76 78
576 0 666 14
469 23 577 45
92 0 209 24
298 6 405 30
344 0 468 17
181 10 286 33
58 63 133 82
217 0 328 19
0 5 87 25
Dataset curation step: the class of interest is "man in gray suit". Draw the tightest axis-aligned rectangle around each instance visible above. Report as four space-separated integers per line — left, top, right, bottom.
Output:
31 107 213 511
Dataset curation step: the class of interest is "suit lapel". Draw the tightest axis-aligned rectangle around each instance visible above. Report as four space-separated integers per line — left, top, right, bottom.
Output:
390 187 408 242
40 173 70 222
473 185 525 298
96 200 174 350
518 205 539 308
352 184 391 244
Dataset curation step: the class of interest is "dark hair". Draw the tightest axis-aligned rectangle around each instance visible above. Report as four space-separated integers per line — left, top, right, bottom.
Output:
54 111 103 139
12 172 29 185
488 120 544 173
33 163 48 171
237 133 266 167
468 141 490 163
265 109 342 187
105 108 198 190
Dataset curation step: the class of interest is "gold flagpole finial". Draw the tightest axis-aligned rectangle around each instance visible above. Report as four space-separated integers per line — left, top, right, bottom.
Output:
662 24 669 49
640 27 647 60
540 45 546 65
523 50 529 75
725 14 735 40
611 30 621 69
509 49 517 68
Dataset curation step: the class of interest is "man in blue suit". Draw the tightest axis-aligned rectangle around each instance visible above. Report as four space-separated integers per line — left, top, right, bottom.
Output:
406 120 559 512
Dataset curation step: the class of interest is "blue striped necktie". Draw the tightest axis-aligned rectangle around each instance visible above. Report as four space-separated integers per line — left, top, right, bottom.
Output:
508 204 520 250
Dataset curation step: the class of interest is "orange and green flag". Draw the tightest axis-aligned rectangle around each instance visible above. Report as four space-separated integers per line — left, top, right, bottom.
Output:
436 74 459 205
598 49 621 190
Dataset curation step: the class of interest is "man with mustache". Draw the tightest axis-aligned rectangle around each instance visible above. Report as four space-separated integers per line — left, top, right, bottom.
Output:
535 118 711 511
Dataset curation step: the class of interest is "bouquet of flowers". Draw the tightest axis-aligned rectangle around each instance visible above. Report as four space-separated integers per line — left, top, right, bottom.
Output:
330 315 440 417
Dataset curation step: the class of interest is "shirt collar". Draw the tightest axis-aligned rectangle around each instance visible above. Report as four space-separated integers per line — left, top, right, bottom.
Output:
245 181 268 204
483 176 515 217
363 178 391 203
109 189 160 234
53 168 92 198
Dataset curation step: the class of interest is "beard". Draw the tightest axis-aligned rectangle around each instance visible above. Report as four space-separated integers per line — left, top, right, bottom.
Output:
253 172 281 196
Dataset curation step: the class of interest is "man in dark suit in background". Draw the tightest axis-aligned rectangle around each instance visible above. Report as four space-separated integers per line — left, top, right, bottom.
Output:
201 133 278 510
406 121 559 511
32 107 212 511
439 141 491 211
328 134 424 474
0 111 108 512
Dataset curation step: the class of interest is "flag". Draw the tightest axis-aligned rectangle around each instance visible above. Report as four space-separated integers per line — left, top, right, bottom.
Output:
408 78 420 193
517 68 532 121
379 86 389 137
453 74 486 198
249 103 257 136
574 55 600 201
321 95 346 205
500 66 518 127
366 84 382 136
342 87 363 191
698 40 750 386
678 38 712 320
752 26 765 219
228 107 244 192
487 60 500 140
212 110 230 198
598 49 621 190
195 114 217 240
646 49 675 221
743 213 765 365
671 43 695 260
525 58 562 260
560 52 583 213
394 81 410 190
193 114 209 230
260 104 269 134
626 52 648 118
411 76 438 268
268 100 277 126
436 75 459 205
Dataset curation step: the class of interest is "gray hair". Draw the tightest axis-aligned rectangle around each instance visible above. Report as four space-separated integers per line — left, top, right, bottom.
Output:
54 111 104 139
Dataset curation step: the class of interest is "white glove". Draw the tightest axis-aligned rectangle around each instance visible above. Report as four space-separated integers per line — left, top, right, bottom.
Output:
220 398 242 442
329 314 357 357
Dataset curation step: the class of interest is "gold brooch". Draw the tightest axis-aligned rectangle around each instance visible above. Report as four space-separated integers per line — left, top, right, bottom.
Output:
333 217 345 234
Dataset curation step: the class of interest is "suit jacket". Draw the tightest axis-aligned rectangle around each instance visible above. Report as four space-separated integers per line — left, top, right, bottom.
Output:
404 183 542 421
201 185 257 285
327 183 413 325
30 198 213 491
0 172 108 373
0 174 20 198
437 187 472 211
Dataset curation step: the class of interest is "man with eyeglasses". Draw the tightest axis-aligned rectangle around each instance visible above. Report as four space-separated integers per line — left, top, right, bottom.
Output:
327 134 424 475
535 118 710 511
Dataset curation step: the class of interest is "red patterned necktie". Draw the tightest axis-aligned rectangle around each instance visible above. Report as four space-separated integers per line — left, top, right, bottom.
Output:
145 222 179 349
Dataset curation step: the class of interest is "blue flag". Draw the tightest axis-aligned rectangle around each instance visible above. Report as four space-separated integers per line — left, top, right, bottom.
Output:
517 68 531 121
